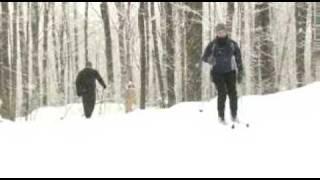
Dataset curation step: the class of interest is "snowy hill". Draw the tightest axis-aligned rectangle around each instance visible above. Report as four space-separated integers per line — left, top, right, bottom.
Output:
0 83 320 178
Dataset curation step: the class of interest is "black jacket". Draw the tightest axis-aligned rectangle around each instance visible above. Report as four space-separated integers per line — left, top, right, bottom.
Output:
76 68 106 97
202 36 243 74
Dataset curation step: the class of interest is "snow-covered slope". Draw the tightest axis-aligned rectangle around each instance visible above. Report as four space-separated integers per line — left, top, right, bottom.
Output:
0 83 320 178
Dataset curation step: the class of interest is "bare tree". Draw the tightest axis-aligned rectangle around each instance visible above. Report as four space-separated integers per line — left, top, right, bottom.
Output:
254 2 276 94
43 3 50 105
227 2 235 35
100 2 114 95
59 3 66 95
139 2 147 109
50 3 60 93
160 3 168 102
180 2 187 102
20 3 30 116
11 2 18 118
85 2 89 64
73 2 79 73
0 2 12 119
63 3 73 103
115 3 128 100
145 3 150 102
296 2 308 87
151 2 165 107
126 2 133 82
165 2 176 107
31 2 40 108
311 3 320 80
185 2 202 101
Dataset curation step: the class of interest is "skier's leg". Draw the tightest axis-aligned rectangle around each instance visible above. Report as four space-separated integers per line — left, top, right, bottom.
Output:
87 91 96 118
82 94 91 118
226 71 238 119
213 73 227 120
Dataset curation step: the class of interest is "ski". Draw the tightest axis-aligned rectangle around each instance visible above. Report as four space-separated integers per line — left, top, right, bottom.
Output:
231 121 250 129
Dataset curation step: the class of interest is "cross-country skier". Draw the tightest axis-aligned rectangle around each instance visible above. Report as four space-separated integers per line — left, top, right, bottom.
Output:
76 61 106 119
201 23 244 125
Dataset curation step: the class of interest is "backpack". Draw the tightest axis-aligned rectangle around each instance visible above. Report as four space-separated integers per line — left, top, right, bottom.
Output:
207 40 236 66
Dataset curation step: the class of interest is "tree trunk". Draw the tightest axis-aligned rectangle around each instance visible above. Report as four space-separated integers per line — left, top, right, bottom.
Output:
165 2 176 107
20 3 29 117
227 2 235 35
31 2 40 108
26 3 31 116
73 2 79 73
59 3 66 96
43 3 49 105
311 3 320 80
139 2 147 109
11 2 18 119
151 3 165 108
50 3 60 92
160 3 168 104
295 2 308 87
100 2 114 94
185 2 202 101
115 3 127 100
180 2 187 102
85 2 89 64
254 2 276 94
63 3 72 103
253 4 262 94
126 3 133 82
238 2 247 95
0 2 12 120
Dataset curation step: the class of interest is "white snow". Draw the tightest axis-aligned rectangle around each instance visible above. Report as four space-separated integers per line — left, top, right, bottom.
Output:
1 83 320 178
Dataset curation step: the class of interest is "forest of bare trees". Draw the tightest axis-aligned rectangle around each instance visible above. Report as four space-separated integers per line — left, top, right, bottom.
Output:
0 2 319 121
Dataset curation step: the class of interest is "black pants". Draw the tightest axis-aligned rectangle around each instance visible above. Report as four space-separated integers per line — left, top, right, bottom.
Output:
211 70 238 119
82 91 96 118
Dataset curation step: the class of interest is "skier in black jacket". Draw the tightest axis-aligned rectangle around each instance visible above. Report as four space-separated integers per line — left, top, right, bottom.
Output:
202 23 244 124
76 61 106 119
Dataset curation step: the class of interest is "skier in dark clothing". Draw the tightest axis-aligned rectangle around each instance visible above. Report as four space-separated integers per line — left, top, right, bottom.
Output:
202 23 244 124
76 61 106 119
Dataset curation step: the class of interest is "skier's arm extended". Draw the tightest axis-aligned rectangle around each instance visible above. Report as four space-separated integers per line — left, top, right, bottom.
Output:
234 42 243 72
201 41 214 64
95 71 107 89
233 41 244 83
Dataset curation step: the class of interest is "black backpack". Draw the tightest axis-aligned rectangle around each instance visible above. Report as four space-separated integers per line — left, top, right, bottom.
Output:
206 40 236 66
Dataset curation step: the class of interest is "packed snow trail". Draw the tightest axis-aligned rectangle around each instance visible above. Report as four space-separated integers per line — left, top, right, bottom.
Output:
0 83 320 178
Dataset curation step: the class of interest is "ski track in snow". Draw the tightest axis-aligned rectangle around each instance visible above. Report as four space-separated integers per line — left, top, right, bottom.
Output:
0 83 320 178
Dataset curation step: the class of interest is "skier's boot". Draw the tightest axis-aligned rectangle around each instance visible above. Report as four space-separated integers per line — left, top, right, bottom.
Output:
219 116 228 125
231 116 240 124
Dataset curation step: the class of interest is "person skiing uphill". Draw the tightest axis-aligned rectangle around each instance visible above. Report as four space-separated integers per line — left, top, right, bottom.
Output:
201 23 244 124
76 61 106 119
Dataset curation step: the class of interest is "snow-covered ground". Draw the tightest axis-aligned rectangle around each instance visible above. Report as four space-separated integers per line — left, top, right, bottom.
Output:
1 83 320 178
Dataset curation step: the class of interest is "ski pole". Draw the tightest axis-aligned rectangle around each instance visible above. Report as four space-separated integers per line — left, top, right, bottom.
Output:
99 90 105 115
60 103 74 120
60 96 79 120
238 91 250 128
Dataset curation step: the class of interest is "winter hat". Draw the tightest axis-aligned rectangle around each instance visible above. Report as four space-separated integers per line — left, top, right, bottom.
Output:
86 61 93 68
216 23 226 32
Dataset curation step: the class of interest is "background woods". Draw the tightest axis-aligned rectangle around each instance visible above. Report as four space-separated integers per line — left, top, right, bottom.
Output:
0 2 319 120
